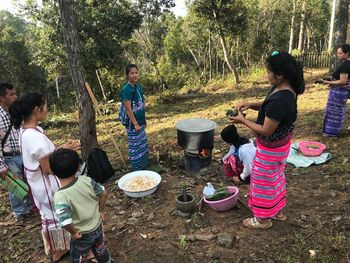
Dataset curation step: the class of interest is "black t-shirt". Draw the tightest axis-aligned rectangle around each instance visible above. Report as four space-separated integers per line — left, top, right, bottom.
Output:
332 60 350 80
256 86 297 142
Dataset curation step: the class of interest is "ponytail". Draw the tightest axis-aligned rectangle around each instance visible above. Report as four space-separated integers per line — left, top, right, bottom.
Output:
9 92 46 129
267 51 305 95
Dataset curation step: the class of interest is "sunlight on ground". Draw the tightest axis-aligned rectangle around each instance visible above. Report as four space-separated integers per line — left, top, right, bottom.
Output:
47 67 350 169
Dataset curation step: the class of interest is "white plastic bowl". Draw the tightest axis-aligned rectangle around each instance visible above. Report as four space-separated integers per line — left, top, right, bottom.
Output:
118 170 162 198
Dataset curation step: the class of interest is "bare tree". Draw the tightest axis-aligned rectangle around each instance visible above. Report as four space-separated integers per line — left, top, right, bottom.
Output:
210 0 240 84
58 0 99 159
330 0 349 70
333 0 349 48
298 0 306 52
288 0 297 53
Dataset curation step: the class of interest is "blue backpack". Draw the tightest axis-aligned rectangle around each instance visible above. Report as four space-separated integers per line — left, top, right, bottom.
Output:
118 87 143 127
118 103 130 127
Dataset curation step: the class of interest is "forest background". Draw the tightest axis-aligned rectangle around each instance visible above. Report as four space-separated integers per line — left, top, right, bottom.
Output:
0 0 340 110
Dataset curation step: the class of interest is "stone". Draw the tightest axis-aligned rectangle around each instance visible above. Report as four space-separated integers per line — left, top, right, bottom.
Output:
127 217 139 225
217 233 233 248
131 210 144 218
147 212 155 221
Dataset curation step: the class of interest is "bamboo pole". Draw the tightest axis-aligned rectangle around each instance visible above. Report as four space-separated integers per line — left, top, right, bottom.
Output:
85 82 128 171
96 69 107 101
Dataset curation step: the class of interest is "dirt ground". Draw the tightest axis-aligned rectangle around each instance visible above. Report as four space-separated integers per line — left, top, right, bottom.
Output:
1 69 350 263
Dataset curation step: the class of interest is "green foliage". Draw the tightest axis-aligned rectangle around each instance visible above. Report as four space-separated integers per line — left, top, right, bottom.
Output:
192 0 247 36
291 49 303 57
0 0 333 106
21 0 142 109
0 10 47 93
178 235 187 249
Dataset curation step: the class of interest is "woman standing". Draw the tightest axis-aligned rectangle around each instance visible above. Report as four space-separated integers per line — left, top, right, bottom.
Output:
9 92 80 262
322 44 350 137
120 64 149 170
230 51 304 228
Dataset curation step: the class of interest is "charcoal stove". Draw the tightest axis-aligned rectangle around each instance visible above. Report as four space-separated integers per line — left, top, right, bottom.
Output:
176 118 217 172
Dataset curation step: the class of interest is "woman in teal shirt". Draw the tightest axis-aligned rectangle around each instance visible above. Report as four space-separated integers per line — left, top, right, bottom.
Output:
120 64 149 170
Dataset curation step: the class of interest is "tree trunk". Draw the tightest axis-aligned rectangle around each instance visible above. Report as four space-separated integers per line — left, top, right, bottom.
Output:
210 0 239 84
330 0 349 71
152 61 167 89
58 0 99 159
298 0 306 52
208 30 212 81
347 3 350 44
288 0 296 53
333 0 349 48
188 47 200 67
328 0 337 51
218 33 239 84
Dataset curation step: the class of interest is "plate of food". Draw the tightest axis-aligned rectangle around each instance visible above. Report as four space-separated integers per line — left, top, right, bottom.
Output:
117 170 162 198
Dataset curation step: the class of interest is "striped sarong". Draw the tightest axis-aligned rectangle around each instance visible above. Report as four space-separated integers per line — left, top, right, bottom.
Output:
323 87 349 136
127 125 149 170
248 140 291 218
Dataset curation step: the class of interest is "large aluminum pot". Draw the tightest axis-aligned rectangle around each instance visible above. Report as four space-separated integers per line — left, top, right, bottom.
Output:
176 118 217 150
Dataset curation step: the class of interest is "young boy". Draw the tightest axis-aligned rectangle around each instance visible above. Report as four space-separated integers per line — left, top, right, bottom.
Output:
50 149 110 263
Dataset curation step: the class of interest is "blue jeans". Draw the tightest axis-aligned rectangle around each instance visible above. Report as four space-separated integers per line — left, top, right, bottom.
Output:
4 155 33 217
70 224 110 263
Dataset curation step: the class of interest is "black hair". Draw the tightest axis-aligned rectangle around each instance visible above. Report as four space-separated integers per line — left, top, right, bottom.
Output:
9 92 46 129
125 64 138 77
338 44 350 54
49 149 80 179
0 83 14 97
267 51 305 95
221 125 250 148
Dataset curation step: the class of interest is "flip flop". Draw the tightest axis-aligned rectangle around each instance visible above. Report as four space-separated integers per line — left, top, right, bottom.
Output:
243 217 272 229
271 214 287 221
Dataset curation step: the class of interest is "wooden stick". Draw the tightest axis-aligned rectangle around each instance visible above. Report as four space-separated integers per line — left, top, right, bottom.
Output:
85 82 128 171
96 69 107 101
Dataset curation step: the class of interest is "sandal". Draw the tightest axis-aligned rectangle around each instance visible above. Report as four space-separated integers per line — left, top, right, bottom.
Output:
271 214 287 221
243 217 272 229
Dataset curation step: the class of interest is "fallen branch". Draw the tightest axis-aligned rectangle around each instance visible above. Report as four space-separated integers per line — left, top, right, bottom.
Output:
184 234 217 242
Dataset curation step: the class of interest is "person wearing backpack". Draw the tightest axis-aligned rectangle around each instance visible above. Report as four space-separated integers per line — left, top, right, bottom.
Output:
0 83 33 222
119 64 149 170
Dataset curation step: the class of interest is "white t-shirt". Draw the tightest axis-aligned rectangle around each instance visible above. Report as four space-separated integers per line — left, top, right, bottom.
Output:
222 140 256 180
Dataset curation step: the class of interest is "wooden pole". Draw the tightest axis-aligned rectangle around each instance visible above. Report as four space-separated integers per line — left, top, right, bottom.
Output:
96 69 107 101
85 82 128 171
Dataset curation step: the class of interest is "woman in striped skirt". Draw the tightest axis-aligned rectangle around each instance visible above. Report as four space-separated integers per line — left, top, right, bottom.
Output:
229 51 305 228
322 44 350 137
120 64 149 170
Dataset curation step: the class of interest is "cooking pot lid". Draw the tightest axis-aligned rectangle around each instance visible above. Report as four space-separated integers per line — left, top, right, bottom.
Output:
175 118 217 133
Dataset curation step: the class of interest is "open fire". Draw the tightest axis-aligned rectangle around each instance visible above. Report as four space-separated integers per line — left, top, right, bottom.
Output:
199 148 210 158
184 148 212 172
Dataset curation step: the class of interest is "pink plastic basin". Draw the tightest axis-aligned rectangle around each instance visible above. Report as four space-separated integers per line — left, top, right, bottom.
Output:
299 141 326 157
204 186 239 212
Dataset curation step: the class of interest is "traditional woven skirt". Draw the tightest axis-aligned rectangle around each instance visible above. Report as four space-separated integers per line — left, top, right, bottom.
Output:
248 140 291 218
127 125 149 170
323 87 349 136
